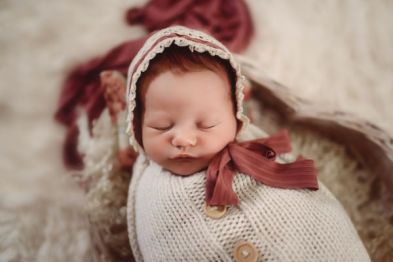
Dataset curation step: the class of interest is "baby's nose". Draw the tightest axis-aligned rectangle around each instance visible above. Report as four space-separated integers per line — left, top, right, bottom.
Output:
171 132 197 149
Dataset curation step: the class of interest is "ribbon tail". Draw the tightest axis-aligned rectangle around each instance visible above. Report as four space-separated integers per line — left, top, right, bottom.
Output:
231 144 319 191
206 149 239 206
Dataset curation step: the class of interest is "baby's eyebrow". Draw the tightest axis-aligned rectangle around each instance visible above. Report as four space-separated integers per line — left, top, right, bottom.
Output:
197 114 220 121
144 114 170 121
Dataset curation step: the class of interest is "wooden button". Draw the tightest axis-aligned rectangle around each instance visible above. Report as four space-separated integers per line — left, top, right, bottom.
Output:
204 203 228 219
233 241 258 262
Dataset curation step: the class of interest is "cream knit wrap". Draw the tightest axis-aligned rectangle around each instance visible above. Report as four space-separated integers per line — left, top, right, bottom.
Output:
126 26 370 261
127 126 370 261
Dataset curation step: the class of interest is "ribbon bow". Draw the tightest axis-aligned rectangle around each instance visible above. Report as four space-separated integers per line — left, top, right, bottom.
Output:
206 130 319 206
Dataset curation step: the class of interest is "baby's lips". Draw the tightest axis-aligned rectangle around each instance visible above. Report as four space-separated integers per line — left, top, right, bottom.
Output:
172 154 195 159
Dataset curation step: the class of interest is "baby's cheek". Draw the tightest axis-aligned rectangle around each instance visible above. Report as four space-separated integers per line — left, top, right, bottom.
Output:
201 131 235 155
143 134 167 160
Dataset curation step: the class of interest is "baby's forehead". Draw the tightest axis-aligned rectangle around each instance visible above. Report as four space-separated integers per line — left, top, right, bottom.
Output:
140 70 237 121
142 68 234 104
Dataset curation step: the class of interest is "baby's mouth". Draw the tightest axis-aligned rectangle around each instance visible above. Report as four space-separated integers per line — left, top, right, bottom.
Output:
172 154 196 162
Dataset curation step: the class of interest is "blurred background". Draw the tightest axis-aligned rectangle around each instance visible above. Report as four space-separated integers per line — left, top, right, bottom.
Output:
1 0 392 260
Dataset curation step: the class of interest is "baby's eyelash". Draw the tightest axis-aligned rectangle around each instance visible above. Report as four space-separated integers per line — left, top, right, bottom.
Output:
198 123 217 129
150 125 173 131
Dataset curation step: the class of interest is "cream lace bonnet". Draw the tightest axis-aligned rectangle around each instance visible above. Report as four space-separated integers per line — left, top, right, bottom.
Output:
125 25 250 152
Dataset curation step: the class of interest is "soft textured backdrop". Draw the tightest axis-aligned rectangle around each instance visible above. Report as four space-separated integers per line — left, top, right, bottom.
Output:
1 0 392 260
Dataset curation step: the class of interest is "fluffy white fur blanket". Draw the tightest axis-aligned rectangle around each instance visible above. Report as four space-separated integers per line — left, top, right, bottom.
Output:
1 0 392 261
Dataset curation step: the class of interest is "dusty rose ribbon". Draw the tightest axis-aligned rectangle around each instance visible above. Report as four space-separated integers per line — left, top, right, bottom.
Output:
206 130 319 206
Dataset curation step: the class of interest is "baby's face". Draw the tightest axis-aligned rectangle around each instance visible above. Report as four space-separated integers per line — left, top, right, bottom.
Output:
141 69 238 175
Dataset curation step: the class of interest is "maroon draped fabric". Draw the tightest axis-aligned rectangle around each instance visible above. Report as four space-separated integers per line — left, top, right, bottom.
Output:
54 37 149 169
206 130 319 206
54 0 254 169
126 0 254 52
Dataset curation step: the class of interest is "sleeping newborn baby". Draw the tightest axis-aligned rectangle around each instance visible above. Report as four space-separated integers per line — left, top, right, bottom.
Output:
125 26 370 261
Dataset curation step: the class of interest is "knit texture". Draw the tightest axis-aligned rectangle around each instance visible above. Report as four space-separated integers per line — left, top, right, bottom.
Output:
127 126 370 261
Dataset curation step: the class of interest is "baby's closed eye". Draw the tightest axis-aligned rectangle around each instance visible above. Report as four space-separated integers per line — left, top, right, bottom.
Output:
197 121 220 130
148 123 173 131
146 120 220 132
